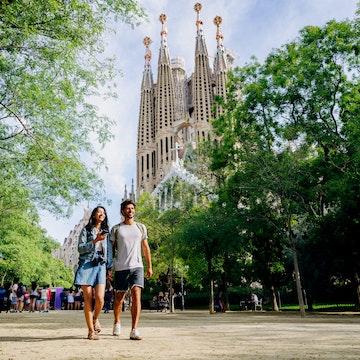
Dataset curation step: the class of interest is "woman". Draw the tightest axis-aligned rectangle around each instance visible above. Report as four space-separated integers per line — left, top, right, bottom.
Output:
29 282 38 312
74 206 113 340
74 287 82 311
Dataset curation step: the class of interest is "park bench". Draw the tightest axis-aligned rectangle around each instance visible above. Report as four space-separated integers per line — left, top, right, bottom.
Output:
240 298 263 311
149 300 161 312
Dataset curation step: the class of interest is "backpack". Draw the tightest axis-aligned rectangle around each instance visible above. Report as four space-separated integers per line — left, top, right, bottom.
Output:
16 285 24 298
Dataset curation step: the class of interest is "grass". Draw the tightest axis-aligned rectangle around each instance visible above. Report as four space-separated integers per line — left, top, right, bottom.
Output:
272 303 357 312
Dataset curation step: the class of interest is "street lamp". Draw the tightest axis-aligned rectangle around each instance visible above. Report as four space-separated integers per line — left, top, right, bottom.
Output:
180 265 189 311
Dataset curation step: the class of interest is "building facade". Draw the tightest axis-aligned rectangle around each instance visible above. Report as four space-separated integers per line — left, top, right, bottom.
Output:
136 3 233 197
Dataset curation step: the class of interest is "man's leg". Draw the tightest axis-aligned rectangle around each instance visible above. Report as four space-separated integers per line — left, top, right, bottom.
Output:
130 286 142 330
113 291 126 323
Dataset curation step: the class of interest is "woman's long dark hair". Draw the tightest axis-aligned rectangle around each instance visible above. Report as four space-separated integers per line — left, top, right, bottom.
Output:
85 206 109 232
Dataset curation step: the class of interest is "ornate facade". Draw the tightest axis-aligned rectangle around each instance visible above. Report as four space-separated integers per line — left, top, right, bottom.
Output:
136 3 233 199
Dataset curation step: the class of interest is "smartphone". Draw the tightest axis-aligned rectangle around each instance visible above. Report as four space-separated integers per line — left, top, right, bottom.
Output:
100 229 109 235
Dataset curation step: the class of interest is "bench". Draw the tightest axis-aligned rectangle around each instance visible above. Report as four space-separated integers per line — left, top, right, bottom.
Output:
254 298 263 311
240 298 263 311
149 300 161 312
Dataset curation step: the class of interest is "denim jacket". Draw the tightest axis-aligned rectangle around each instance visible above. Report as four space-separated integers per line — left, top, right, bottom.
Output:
77 227 113 269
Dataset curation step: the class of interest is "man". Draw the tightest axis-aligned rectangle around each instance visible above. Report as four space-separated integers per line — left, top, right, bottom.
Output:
111 199 152 340
250 292 259 311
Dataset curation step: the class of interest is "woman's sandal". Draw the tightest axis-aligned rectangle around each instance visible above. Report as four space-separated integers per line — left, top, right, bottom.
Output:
88 330 99 340
93 318 101 333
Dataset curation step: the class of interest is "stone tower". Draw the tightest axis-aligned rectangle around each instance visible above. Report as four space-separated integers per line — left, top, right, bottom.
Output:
136 3 233 197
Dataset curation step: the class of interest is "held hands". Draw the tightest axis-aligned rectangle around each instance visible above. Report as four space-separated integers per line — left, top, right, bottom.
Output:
106 269 113 281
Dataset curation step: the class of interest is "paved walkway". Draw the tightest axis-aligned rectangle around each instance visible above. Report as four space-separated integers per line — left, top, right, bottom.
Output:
0 310 359 359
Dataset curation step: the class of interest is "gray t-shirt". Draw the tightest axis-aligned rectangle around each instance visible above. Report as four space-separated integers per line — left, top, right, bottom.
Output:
111 222 147 271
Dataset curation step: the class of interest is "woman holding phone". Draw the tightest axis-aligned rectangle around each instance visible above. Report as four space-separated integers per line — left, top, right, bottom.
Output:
74 206 113 340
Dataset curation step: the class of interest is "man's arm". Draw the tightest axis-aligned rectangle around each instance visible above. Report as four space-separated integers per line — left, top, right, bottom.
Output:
142 239 153 279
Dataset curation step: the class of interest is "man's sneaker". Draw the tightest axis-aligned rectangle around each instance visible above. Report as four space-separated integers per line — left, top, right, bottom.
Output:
113 322 121 336
130 328 142 340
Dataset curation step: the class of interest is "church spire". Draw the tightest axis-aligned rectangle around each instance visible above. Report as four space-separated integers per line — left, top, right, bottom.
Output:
141 37 154 90
154 12 177 183
137 37 155 194
213 15 232 119
194 3 208 56
213 16 230 119
213 16 228 74
193 3 213 140
194 2 203 36
158 14 171 65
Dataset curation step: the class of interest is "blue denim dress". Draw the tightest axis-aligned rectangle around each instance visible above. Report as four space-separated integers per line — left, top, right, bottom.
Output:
74 227 113 287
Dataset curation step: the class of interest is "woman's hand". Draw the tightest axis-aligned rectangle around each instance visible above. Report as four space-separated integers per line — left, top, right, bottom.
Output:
93 232 107 245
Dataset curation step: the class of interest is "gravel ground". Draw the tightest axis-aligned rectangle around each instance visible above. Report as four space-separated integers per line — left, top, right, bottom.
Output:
0 309 359 359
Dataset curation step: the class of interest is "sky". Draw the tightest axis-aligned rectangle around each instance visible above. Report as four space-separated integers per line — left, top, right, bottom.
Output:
40 0 359 245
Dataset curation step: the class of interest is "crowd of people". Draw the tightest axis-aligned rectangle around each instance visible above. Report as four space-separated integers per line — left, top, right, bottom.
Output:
0 281 52 313
0 281 89 313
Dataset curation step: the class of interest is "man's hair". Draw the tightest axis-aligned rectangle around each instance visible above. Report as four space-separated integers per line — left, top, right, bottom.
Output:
121 199 136 212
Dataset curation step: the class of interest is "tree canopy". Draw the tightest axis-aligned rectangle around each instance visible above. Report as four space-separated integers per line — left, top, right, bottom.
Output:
138 5 360 312
209 7 360 309
0 0 146 287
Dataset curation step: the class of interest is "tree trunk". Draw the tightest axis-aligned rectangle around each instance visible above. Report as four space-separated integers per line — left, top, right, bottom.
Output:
354 273 360 310
290 229 306 318
209 278 215 314
169 243 174 313
271 285 279 311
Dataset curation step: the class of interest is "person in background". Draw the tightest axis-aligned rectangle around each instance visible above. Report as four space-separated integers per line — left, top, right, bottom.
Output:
40 286 47 312
74 206 113 340
111 199 152 340
74 287 82 311
16 282 25 312
250 292 259 311
29 282 38 313
67 289 75 310
23 289 30 311
46 285 51 312
60 288 67 310
0 285 6 313
104 280 113 313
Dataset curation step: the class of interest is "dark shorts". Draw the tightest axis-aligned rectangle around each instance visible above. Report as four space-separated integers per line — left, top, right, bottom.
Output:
114 268 144 292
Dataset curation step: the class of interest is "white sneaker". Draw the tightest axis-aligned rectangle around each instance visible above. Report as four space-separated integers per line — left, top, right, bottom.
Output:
113 322 121 336
130 328 142 340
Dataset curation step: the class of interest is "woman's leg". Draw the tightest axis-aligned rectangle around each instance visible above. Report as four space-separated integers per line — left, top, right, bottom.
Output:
81 285 94 332
93 283 105 322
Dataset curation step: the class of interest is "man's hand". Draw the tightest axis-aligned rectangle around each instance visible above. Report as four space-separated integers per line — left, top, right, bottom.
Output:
146 268 153 279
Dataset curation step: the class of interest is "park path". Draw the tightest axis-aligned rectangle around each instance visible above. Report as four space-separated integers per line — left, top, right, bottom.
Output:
0 310 359 359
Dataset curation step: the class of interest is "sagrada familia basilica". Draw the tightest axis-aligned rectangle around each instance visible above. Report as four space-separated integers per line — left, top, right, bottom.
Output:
136 3 233 207
56 3 234 268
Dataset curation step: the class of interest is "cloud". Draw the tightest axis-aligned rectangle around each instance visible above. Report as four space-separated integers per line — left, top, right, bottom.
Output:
40 0 359 244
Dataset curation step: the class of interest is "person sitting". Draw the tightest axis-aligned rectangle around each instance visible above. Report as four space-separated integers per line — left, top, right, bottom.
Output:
161 292 170 312
250 293 259 311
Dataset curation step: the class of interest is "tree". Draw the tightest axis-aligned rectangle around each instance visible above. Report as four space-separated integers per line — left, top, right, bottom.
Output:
176 204 245 313
210 8 360 312
0 203 74 288
0 0 146 286
0 0 145 215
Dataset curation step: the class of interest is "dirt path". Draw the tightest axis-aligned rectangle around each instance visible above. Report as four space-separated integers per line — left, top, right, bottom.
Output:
0 310 359 359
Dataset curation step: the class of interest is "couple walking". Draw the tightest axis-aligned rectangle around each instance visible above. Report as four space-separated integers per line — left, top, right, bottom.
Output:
74 199 153 340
